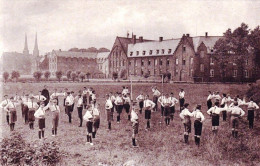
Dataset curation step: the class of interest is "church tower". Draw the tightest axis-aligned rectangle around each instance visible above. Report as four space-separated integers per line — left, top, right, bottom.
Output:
32 32 39 73
23 33 29 55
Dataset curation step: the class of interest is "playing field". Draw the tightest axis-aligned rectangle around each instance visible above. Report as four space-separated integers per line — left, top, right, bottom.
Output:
0 82 252 165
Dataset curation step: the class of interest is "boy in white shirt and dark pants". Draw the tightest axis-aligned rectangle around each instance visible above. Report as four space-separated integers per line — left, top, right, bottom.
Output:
144 95 155 130
192 105 205 146
131 102 139 147
83 105 94 145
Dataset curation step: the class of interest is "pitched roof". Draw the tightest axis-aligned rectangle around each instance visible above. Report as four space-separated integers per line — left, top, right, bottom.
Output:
192 36 223 52
52 50 97 59
97 52 110 59
127 38 181 57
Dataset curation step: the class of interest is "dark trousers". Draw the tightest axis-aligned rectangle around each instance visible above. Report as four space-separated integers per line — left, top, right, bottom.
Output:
77 107 83 126
207 100 212 109
66 105 72 123
248 110 254 129
179 98 185 111
153 96 158 111
222 111 227 121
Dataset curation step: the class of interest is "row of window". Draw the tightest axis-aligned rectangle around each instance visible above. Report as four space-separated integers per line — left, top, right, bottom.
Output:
127 58 194 66
209 69 250 78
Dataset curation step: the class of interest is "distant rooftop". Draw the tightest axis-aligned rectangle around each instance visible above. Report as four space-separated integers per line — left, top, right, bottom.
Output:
52 50 97 59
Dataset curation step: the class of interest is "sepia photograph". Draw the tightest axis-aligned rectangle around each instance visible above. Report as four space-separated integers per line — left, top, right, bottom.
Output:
0 0 260 165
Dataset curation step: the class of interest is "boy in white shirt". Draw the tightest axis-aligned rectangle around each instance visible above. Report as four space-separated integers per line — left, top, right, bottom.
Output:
123 93 131 120
34 91 47 105
75 93 84 127
92 103 100 138
179 103 193 144
136 93 144 114
105 94 113 130
4 97 19 131
152 86 161 112
179 89 185 112
34 101 46 139
158 93 165 117
24 97 39 129
192 105 205 146
115 93 124 123
0 95 11 125
131 102 139 147
169 93 178 121
83 105 94 145
245 98 259 129
207 91 213 109
144 95 156 130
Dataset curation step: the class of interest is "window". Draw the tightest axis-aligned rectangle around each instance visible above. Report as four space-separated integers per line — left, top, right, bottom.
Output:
135 69 138 75
176 58 178 65
159 59 163 65
156 50 159 54
148 70 151 75
130 52 133 56
166 59 170 66
141 69 144 75
245 59 249 65
183 46 186 52
200 51 205 58
175 69 178 76
129 61 131 65
141 59 144 66
210 49 214 53
159 69 162 74
210 58 214 65
136 51 139 56
191 69 193 77
143 51 146 55
190 58 193 65
182 59 186 65
122 60 125 66
149 50 153 55
148 59 151 66
168 49 172 54
155 59 158 66
210 69 214 77
135 60 138 66
233 70 237 77
162 49 165 54
154 69 157 75
233 60 237 66
244 70 249 78
200 64 204 72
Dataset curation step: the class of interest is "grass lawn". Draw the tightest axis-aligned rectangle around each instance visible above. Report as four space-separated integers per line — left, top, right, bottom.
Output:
0 82 257 165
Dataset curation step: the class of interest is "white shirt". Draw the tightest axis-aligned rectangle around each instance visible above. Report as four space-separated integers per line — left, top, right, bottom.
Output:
207 94 213 101
161 97 172 107
207 106 227 115
136 95 144 101
152 89 161 97
131 110 138 123
105 99 113 109
115 96 123 105
123 96 131 104
76 97 83 107
122 89 129 95
83 111 93 121
34 107 46 119
109 96 115 102
65 96 74 106
0 99 11 108
4 101 19 112
44 103 60 113
33 95 46 101
50 92 65 100
143 99 155 109
91 94 96 100
169 97 178 107
245 101 259 110
227 106 245 116
214 94 221 101
179 108 192 119
221 97 228 106
191 109 205 122
158 96 165 105
179 91 185 99
93 107 100 118
24 101 39 110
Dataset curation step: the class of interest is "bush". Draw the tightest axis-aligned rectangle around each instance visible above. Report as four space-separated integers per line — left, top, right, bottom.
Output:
44 71 51 81
11 71 20 82
71 72 77 82
120 69 127 79
3 72 9 82
144 72 150 79
66 70 72 81
55 71 63 82
0 132 64 165
246 84 260 104
79 72 85 82
33 71 43 82
112 72 118 80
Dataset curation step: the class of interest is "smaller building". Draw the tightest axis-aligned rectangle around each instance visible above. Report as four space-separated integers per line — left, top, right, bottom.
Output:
96 52 110 78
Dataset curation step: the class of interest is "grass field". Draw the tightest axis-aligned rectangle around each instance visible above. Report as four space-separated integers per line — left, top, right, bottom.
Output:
0 82 258 165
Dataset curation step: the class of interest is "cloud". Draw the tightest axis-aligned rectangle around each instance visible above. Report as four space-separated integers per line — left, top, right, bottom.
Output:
1 0 259 55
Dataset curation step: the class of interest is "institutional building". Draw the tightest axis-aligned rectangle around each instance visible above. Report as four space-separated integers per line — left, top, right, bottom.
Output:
96 52 109 78
108 33 258 82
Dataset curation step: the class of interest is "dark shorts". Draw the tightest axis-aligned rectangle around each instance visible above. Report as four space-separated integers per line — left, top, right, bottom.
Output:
184 118 191 133
231 116 239 129
194 120 202 136
153 96 158 106
116 105 123 114
106 109 112 121
139 101 144 109
10 111 17 123
132 122 139 134
164 107 170 117
86 121 93 133
145 110 151 119
28 110 35 122
212 114 220 126
247 110 254 122
170 106 175 114
123 104 130 113
207 100 212 109
39 118 45 129
77 107 83 118
179 98 185 107
94 119 100 129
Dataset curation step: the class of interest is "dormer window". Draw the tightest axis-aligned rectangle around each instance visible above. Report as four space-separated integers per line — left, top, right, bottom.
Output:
143 51 146 55
162 49 165 54
156 50 159 54
149 50 153 55
130 52 133 56
136 51 139 56
168 49 172 54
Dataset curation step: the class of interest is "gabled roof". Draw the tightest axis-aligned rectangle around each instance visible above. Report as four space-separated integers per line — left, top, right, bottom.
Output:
127 38 181 57
52 50 97 59
192 36 223 52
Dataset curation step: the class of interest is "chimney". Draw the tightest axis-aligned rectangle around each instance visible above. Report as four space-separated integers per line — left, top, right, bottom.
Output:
139 36 143 42
133 35 136 44
159 37 163 42
186 34 190 37
205 32 208 37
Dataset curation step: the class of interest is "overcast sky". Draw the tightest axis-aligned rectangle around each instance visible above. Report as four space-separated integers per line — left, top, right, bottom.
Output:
0 0 259 55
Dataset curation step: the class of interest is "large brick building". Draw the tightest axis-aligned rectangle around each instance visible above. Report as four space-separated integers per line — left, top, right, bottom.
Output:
108 33 258 82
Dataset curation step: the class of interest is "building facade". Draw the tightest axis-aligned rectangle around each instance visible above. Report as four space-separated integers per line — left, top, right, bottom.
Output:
96 52 110 78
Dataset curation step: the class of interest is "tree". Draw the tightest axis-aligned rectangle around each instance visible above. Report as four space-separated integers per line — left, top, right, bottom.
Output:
249 26 260 78
33 71 43 82
76 71 81 82
71 72 77 82
120 69 127 80
112 72 118 80
68 47 79 52
11 71 20 82
79 73 85 82
44 71 51 81
98 48 110 52
86 72 91 81
3 72 9 83
55 71 63 82
66 70 72 81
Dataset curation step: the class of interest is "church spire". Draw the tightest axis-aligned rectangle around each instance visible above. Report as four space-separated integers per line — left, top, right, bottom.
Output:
23 33 29 55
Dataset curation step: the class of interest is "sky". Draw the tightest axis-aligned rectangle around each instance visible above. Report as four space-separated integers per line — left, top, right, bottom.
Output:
0 0 259 55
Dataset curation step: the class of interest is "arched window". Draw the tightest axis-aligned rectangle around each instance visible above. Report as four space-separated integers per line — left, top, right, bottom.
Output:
210 69 214 77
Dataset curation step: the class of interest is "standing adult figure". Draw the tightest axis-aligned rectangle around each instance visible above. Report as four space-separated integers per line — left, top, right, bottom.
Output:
41 85 50 106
